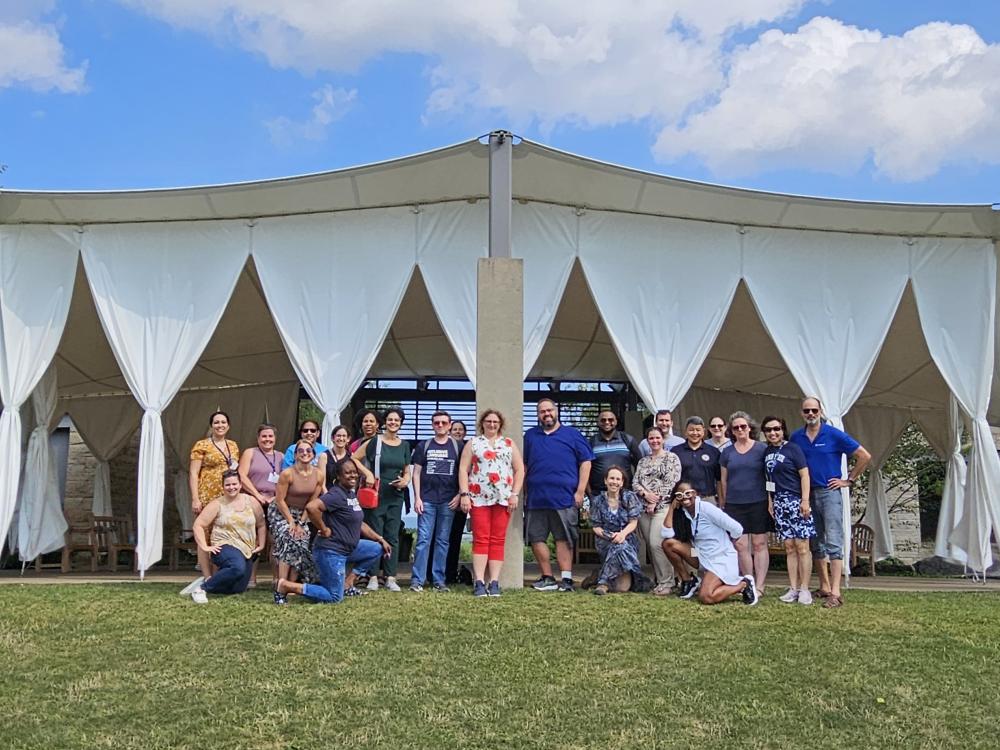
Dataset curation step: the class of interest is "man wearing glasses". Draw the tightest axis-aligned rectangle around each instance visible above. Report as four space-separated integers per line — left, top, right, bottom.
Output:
410 411 462 593
588 410 642 495
789 397 871 608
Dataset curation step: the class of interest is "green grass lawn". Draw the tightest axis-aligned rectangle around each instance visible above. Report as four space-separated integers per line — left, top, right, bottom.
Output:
2 584 1000 749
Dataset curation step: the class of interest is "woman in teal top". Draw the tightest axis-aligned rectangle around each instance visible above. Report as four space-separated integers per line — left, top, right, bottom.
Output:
352 407 411 591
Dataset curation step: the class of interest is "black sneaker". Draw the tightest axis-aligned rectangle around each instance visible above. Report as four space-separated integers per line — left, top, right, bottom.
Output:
273 590 287 606
679 575 701 600
531 575 559 591
433 583 450 593
473 580 488 597
741 575 760 606
557 577 575 592
487 580 501 597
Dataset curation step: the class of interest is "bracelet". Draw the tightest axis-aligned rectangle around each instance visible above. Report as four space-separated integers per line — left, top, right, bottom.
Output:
459 491 470 497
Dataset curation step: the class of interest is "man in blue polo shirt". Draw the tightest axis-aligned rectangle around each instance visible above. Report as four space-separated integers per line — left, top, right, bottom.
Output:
790 396 871 609
524 398 594 592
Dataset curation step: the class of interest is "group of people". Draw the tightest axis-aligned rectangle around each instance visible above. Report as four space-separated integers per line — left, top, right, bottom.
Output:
179 395 869 609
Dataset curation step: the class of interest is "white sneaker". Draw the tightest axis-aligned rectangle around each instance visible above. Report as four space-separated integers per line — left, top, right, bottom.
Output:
797 589 814 606
366 576 380 591
779 588 799 603
191 587 208 604
179 576 205 597
385 577 401 592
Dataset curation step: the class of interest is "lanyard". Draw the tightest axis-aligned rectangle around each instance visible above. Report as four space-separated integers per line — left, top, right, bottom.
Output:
259 448 277 473
213 439 233 466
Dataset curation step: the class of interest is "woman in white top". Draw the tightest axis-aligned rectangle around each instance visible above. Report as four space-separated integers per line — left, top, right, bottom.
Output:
660 481 760 606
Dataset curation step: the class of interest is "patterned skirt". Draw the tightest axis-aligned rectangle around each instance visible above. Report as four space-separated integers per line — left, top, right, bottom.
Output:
266 503 318 582
594 534 643 586
773 491 817 541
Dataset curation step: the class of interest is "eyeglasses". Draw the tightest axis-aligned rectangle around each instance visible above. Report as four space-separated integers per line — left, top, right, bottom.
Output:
709 423 725 429
673 490 696 499
731 424 750 431
301 428 319 434
295 448 314 455
432 420 450 426
802 408 820 415
763 426 783 433
598 417 616 423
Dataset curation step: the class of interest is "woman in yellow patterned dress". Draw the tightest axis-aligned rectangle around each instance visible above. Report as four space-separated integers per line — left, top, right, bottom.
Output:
188 410 240 575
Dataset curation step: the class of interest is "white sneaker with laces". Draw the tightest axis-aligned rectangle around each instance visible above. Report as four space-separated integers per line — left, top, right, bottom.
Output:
179 576 205 597
385 577 401 592
797 589 814 606
191 587 208 604
366 576 380 591
779 588 799 603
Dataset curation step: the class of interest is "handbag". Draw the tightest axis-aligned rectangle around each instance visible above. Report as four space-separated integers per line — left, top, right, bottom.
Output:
358 436 382 509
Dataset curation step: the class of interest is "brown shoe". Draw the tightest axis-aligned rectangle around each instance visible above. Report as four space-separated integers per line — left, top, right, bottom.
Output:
813 588 833 598
822 595 843 608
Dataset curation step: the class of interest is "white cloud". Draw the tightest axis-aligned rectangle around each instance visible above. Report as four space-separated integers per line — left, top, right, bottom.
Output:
0 3 87 93
265 85 357 146
120 1 1000 181
656 17 1000 181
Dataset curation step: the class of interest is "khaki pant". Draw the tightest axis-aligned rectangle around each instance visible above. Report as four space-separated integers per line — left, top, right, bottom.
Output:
637 508 674 586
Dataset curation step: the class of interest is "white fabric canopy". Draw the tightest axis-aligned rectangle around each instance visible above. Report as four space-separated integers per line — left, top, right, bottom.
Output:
933 395 968 565
252 209 416 446
81 221 250 573
60 395 143 517
845 406 912 560
579 211 741 412
17 366 66 561
912 238 1000 574
0 226 79 547
418 201 578 385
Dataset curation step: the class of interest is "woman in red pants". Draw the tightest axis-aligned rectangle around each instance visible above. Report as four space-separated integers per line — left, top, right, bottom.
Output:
458 409 525 597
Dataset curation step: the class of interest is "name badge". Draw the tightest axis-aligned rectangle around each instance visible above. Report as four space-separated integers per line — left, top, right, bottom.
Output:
268 471 280 483
765 481 776 493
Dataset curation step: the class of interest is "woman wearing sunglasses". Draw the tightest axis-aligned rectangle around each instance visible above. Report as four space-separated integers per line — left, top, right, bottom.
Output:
761 416 815 605
719 411 770 595
706 417 731 451
660 481 760 605
281 419 328 472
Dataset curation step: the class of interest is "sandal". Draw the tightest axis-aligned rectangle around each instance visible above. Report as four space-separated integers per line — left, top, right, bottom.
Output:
822 595 843 608
813 589 833 598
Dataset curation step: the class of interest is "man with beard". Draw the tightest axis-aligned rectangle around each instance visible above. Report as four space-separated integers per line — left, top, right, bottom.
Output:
523 398 594 592
588 410 642 495
789 396 870 609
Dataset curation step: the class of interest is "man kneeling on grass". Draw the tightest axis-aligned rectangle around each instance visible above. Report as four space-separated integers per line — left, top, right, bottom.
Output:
180 470 266 604
660 481 759 606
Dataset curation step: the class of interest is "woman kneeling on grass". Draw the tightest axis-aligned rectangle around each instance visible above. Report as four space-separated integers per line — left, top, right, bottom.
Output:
660 481 760 606
276 459 391 604
182 470 266 604
590 466 648 595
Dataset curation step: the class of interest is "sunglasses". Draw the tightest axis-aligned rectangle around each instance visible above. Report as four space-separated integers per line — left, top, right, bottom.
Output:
301 428 319 434
710 423 725 428
763 426 783 433
802 408 820 415
432 420 450 426
295 448 314 455
731 424 750 431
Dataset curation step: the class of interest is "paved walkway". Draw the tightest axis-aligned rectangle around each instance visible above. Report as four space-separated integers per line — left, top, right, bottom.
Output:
3 563 999 593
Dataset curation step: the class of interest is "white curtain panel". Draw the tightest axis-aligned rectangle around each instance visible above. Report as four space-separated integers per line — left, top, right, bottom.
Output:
252 208 416 446
173 470 194 537
417 201 486 386
62 395 143 517
82 221 250 573
844 406 912 560
17 366 66 561
934 395 968 564
580 211 741 412
911 237 1000 574
744 228 909 573
418 201 578 385
0 225 79 547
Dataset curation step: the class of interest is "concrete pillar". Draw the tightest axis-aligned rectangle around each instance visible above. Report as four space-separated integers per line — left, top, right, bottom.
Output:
476 256 524 589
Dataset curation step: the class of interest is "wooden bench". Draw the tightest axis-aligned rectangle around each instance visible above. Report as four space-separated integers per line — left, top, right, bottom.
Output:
61 515 137 573
851 523 876 576
168 529 198 571
575 528 597 564
61 522 101 573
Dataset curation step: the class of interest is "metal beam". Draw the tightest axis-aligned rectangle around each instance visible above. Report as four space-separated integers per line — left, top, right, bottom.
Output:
488 130 513 258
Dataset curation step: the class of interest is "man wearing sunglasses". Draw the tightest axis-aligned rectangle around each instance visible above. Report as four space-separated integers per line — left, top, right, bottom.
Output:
588 410 642 495
789 397 871 608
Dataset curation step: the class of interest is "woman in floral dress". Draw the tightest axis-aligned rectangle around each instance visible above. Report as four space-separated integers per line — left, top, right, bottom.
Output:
458 409 524 597
189 410 240 575
590 466 647 595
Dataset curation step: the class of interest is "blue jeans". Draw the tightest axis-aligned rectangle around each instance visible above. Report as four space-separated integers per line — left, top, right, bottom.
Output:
411 502 455 587
811 487 845 561
302 540 383 604
203 545 253 595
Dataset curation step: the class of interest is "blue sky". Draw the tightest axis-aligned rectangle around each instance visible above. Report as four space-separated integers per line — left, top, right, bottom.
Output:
1 1 999 204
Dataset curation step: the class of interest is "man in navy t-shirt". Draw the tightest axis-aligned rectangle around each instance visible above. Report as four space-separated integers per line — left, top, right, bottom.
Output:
523 398 594 592
410 410 462 592
789 396 871 608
